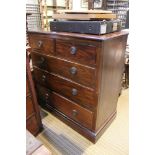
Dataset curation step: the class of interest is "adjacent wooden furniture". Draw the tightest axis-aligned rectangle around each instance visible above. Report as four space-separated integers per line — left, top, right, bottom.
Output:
28 30 128 143
26 49 42 136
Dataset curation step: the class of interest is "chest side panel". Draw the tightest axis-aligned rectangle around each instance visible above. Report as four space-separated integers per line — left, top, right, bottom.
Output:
95 35 128 130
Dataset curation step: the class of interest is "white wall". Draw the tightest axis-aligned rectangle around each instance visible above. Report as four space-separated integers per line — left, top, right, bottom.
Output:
26 0 38 4
26 0 65 6
42 0 65 6
72 0 88 10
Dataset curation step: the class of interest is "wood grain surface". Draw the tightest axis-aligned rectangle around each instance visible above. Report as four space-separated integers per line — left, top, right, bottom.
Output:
28 29 129 41
31 52 96 88
38 86 94 130
28 30 128 143
57 10 112 14
55 39 97 67
52 13 116 20
28 34 54 56
37 89 129 155
33 67 97 109
28 29 129 42
26 51 42 136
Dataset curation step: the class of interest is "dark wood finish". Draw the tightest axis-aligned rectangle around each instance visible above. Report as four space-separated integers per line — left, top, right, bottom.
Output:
37 85 94 130
33 67 97 109
26 79 31 96
26 96 34 118
55 39 97 67
28 34 54 56
96 36 127 129
26 50 42 136
28 30 128 143
28 30 128 41
31 52 96 88
40 100 116 143
26 115 40 136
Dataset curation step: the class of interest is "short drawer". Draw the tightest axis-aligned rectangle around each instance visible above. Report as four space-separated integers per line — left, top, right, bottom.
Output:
31 52 96 88
26 96 34 118
26 115 39 136
37 85 94 130
56 39 97 67
29 34 54 55
33 67 97 108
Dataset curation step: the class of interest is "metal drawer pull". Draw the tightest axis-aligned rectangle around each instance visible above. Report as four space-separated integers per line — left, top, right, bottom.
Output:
72 88 78 96
72 109 78 117
42 75 46 82
38 40 43 48
70 46 77 55
35 57 45 66
70 67 77 75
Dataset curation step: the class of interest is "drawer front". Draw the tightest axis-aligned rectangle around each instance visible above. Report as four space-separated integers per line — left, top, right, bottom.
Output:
37 85 94 130
26 115 39 136
31 52 96 88
33 67 97 108
26 96 34 118
56 39 97 67
29 34 54 55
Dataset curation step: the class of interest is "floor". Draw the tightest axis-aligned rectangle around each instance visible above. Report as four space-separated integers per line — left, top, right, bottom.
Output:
37 89 129 155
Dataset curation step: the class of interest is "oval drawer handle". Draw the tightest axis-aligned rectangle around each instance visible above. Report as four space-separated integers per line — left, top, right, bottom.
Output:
42 75 46 82
72 88 78 96
35 57 45 66
70 46 77 55
72 109 78 117
38 40 43 48
69 67 77 75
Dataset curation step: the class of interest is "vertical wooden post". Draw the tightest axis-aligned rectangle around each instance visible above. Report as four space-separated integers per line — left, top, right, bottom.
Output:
65 0 69 9
53 0 57 13
88 0 94 10
44 0 49 30
38 0 44 30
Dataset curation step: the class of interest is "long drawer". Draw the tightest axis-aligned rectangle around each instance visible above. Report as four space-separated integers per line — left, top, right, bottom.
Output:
56 39 97 67
29 34 54 56
33 67 97 108
31 52 96 89
36 84 94 130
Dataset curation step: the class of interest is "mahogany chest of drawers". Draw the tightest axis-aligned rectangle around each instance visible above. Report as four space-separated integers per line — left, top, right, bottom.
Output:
28 30 128 143
26 51 42 136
